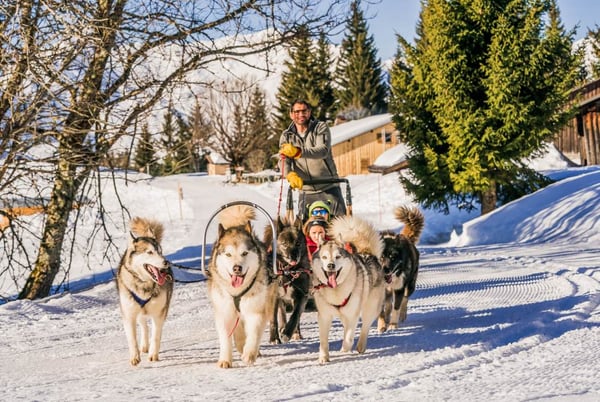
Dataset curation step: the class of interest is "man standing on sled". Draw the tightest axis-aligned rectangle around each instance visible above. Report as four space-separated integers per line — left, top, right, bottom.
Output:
279 99 346 220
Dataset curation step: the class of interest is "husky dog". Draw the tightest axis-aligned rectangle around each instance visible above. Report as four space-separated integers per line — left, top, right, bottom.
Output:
207 205 277 368
378 205 424 332
263 216 311 344
116 217 173 366
311 215 386 364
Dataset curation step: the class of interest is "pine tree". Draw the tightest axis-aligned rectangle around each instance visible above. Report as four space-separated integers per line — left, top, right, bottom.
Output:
274 27 336 132
274 26 318 133
334 0 387 119
390 0 580 215
173 113 194 174
189 100 213 172
247 86 276 171
312 32 336 122
134 123 158 175
159 106 177 176
586 27 600 79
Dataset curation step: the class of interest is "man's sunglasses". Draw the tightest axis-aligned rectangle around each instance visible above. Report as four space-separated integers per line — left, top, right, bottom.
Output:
311 208 328 216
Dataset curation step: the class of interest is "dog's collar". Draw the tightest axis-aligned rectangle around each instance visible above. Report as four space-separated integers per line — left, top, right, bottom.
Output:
130 290 151 307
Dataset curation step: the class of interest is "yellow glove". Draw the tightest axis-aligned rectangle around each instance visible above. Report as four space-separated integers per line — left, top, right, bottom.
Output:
286 172 303 190
279 143 302 159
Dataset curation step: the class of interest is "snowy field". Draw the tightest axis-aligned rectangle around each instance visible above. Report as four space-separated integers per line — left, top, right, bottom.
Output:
1 147 599 401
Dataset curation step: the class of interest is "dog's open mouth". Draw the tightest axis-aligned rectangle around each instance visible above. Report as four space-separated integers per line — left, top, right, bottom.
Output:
231 274 245 288
144 264 169 286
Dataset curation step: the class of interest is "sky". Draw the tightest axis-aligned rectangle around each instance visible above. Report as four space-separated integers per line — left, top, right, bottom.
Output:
1 142 600 400
369 0 600 60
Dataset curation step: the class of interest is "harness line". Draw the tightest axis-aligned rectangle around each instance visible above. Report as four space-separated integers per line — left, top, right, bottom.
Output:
276 154 286 218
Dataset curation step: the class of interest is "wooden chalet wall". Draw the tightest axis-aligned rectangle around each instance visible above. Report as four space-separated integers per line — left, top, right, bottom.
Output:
555 78 600 165
332 121 398 176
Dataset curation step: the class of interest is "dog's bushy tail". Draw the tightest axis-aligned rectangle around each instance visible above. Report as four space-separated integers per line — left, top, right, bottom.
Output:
218 204 256 229
130 217 164 244
395 205 425 244
329 215 383 258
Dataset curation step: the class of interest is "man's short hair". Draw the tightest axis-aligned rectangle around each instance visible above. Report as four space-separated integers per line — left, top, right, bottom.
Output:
290 99 312 112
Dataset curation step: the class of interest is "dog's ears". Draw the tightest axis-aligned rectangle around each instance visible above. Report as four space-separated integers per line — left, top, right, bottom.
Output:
129 231 138 242
294 217 303 231
337 234 355 254
244 220 253 234
317 233 327 246
344 242 355 254
217 223 226 238
277 216 285 232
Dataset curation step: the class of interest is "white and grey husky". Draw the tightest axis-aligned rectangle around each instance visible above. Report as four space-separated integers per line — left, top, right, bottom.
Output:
116 217 173 366
311 215 386 364
207 205 277 368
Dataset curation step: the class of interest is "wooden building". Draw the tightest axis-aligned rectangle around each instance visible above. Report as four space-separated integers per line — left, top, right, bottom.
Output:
206 152 230 176
330 113 398 176
555 78 600 165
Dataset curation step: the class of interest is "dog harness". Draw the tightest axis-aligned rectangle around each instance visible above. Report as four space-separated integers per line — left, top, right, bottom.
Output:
130 290 151 307
312 283 352 308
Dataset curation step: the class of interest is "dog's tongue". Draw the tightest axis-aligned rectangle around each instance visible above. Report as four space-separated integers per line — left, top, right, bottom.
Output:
148 265 168 286
231 275 244 288
327 272 337 288
156 270 168 286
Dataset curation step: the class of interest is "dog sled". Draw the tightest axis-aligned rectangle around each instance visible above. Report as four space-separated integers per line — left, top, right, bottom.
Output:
284 177 354 222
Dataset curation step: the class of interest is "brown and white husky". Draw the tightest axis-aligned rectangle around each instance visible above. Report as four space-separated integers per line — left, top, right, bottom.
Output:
116 217 173 366
207 205 277 368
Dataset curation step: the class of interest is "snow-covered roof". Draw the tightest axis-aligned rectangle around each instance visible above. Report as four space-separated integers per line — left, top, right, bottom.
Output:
373 143 410 166
207 151 229 165
330 113 393 145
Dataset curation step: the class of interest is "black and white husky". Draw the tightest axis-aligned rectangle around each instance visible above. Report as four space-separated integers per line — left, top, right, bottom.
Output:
116 217 173 366
378 205 424 332
207 205 278 368
263 216 311 344
311 215 386 364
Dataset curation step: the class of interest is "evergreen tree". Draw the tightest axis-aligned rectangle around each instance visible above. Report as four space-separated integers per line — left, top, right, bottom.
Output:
247 86 277 171
587 27 600 79
134 123 159 175
274 27 336 132
173 112 194 174
189 100 213 172
312 32 336 122
390 0 580 215
334 0 387 119
159 106 177 176
157 103 196 175
275 26 317 133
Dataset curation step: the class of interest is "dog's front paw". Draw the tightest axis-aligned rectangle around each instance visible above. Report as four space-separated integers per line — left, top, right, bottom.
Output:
291 332 302 341
279 333 290 343
130 354 141 366
217 360 232 369
318 354 330 364
388 323 398 330
242 351 258 366
149 353 159 362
